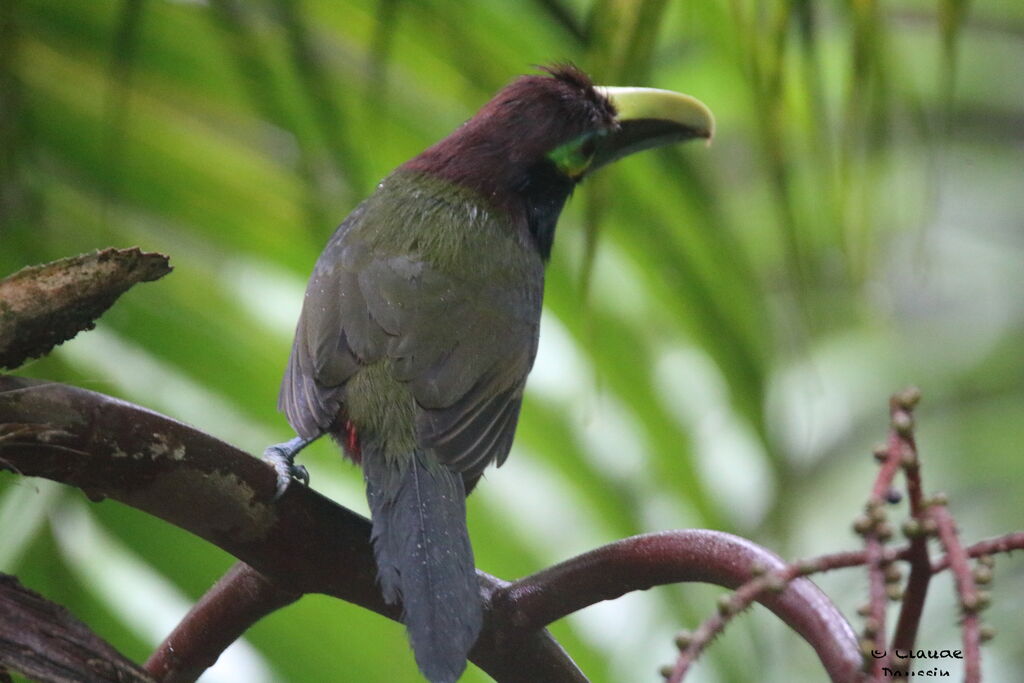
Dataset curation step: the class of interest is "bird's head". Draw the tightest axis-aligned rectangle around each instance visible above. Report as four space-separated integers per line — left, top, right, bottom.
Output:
407 64 714 184
467 65 620 181
402 64 714 256
489 64 716 182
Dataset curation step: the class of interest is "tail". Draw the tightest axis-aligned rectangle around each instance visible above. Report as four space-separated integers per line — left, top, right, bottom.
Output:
363 450 482 683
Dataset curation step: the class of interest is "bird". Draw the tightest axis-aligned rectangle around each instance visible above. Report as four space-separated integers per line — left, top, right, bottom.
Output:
265 64 714 683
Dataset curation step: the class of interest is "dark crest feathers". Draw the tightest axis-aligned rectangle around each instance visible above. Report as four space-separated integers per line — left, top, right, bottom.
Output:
537 62 595 90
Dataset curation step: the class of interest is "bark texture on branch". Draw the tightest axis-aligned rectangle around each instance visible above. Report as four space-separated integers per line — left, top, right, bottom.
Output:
0 573 154 683
0 248 171 370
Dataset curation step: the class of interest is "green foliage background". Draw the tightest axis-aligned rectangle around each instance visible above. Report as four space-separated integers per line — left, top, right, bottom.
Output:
2 0 1023 681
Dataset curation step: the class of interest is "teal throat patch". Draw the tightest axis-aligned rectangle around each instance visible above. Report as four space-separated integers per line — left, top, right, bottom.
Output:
546 130 605 180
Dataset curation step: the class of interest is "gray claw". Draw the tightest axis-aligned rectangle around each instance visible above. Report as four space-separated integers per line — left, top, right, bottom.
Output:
263 437 313 500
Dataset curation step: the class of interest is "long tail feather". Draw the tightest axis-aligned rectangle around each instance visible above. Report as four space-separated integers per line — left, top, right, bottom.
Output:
364 450 482 683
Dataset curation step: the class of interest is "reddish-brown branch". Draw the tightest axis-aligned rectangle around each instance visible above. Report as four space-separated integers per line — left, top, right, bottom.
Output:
929 505 982 683
173 530 1024 683
933 533 1024 572
144 563 301 683
665 562 802 682
862 533 888 677
663 541 922 683
851 388 925 677
888 389 932 668
663 386 1011 682
861 420 905 676
494 532 864 683
662 523 1024 683
742 532 1024 578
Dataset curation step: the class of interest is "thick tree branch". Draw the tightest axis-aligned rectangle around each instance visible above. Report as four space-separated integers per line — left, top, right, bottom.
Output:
0 375 582 682
0 248 171 370
0 573 154 683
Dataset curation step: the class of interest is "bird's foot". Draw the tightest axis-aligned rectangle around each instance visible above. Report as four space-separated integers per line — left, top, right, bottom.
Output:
263 436 314 500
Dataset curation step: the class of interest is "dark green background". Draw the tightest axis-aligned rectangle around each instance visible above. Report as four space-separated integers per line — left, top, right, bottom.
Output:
2 1 1022 681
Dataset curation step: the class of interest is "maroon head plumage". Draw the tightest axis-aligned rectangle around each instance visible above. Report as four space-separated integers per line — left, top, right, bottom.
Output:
399 66 621 258
404 65 617 191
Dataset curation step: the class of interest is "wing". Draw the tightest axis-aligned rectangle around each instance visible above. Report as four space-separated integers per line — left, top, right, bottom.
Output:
279 204 371 439
279 176 542 478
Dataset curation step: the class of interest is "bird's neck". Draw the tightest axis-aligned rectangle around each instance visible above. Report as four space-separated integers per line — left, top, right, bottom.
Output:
512 159 574 261
401 134 575 261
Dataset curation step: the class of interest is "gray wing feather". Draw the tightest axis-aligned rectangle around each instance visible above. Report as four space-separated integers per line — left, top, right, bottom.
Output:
279 211 368 438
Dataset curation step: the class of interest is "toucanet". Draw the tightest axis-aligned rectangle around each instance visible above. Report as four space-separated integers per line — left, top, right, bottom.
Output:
266 64 714 683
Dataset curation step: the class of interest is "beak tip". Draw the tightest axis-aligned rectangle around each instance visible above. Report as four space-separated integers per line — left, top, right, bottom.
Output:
697 104 716 145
